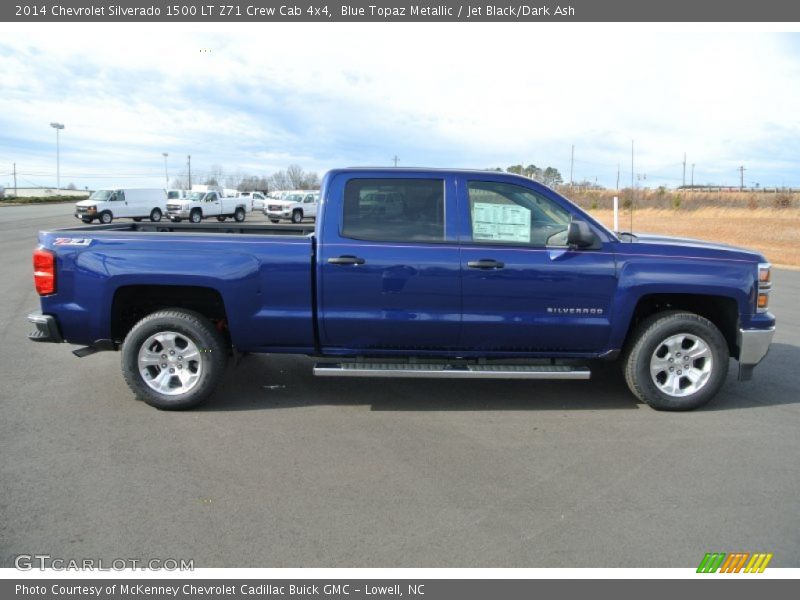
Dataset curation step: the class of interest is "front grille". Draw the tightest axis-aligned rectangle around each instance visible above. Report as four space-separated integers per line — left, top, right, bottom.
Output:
268 204 283 211
166 204 181 211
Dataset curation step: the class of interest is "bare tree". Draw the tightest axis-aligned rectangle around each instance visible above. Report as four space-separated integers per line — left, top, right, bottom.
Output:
268 169 292 191
225 169 247 191
170 173 189 189
286 164 306 189
205 164 225 186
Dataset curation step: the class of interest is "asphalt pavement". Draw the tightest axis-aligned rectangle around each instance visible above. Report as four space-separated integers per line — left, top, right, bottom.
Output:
1 203 798 568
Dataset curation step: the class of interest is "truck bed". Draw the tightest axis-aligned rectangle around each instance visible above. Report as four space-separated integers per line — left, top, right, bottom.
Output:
37 222 318 353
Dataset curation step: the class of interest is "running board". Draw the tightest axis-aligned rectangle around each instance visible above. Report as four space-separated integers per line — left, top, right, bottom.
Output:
313 362 591 379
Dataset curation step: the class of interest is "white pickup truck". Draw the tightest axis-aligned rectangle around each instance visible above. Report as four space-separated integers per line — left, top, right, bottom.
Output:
265 191 320 223
167 188 251 223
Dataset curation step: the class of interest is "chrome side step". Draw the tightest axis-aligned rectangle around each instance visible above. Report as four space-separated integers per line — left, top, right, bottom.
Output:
313 362 591 380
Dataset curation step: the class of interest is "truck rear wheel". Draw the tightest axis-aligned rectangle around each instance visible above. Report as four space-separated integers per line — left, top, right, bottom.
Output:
121 309 228 410
623 310 729 411
234 207 246 222
189 209 202 223
216 215 227 222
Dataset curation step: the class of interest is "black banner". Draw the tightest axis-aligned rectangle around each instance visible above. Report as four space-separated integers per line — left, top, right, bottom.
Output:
5 0 800 22
4 579 800 600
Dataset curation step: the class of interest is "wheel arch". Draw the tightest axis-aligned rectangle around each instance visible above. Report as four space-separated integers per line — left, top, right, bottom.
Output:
111 285 229 345
622 293 740 359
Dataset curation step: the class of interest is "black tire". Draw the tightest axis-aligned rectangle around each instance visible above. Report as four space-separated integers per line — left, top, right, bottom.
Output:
81 218 92 224
189 209 202 223
291 209 303 224
99 211 113 224
121 309 228 410
234 207 246 222
150 208 162 222
171 217 182 223
270 219 280 224
216 215 227 222
133 217 143 222
622 310 729 411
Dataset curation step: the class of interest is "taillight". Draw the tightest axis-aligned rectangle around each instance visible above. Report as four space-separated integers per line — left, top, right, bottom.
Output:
756 262 771 313
33 248 56 295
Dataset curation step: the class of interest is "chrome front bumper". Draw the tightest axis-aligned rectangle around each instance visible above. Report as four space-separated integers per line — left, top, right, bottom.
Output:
737 327 775 380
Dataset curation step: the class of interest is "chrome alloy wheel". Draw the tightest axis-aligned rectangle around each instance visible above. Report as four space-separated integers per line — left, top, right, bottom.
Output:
649 333 713 397
137 331 202 395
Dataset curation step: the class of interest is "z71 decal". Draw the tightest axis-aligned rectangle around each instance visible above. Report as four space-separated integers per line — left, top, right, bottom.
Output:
53 238 92 247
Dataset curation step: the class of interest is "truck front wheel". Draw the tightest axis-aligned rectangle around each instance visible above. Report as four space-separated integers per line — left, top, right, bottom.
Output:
99 211 113 224
291 209 303 224
623 310 729 411
189 209 202 223
121 309 228 410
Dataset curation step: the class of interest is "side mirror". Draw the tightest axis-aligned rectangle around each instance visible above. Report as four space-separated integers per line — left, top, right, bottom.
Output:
567 220 597 249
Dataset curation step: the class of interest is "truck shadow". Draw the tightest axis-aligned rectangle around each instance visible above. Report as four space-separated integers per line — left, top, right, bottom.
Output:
198 343 800 413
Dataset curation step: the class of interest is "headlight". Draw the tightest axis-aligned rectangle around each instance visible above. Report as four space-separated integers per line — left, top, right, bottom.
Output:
87 205 97 213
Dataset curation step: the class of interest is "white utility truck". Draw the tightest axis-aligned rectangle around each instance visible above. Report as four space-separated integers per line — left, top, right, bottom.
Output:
265 191 320 223
166 185 251 223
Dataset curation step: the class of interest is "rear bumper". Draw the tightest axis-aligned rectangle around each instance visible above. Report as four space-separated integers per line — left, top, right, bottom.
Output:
27 311 63 343
737 326 775 380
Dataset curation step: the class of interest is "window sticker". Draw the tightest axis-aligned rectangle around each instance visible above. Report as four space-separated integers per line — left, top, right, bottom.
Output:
472 202 531 243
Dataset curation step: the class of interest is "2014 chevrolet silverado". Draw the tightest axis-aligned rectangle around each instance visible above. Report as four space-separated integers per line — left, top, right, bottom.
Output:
28 168 775 411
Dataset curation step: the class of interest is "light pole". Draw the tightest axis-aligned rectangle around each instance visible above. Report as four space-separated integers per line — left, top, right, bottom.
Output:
162 153 169 186
50 122 65 191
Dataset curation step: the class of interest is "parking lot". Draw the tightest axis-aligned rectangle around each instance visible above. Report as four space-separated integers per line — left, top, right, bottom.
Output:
1 202 799 568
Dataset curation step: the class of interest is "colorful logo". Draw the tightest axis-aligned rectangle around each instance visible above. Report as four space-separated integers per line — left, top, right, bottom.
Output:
697 552 773 573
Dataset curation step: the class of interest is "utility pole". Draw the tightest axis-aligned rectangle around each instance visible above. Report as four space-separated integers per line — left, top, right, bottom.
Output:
569 144 574 186
50 122 65 191
13 162 17 197
630 140 635 233
691 163 695 188
682 152 686 188
392 155 399 167
616 163 620 190
187 154 192 189
738 165 746 191
162 153 169 186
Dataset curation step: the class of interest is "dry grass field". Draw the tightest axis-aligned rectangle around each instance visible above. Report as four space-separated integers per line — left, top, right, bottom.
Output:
588 207 800 267
557 189 799 267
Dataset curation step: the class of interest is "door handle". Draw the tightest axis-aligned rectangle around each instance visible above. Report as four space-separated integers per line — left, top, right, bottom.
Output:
467 259 505 269
328 255 366 265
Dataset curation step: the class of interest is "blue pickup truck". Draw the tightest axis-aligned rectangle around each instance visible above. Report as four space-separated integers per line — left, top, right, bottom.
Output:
28 168 775 411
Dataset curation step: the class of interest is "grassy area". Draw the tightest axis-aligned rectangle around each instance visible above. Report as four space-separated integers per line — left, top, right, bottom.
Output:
0 195 87 204
588 206 800 267
563 188 797 211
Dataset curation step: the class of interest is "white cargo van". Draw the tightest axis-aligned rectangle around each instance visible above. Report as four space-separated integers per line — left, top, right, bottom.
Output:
75 188 167 224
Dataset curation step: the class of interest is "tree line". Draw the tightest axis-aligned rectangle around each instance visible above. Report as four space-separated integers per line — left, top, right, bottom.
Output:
490 164 565 187
170 164 321 193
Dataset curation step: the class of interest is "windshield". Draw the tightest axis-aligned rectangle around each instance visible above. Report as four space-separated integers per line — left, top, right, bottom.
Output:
187 192 205 201
167 191 182 199
286 194 304 202
89 190 112 201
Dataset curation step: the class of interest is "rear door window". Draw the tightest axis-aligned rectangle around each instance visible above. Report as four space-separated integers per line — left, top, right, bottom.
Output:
342 178 445 242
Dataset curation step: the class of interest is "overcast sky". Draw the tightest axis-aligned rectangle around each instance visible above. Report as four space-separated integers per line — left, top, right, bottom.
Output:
1 24 799 190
